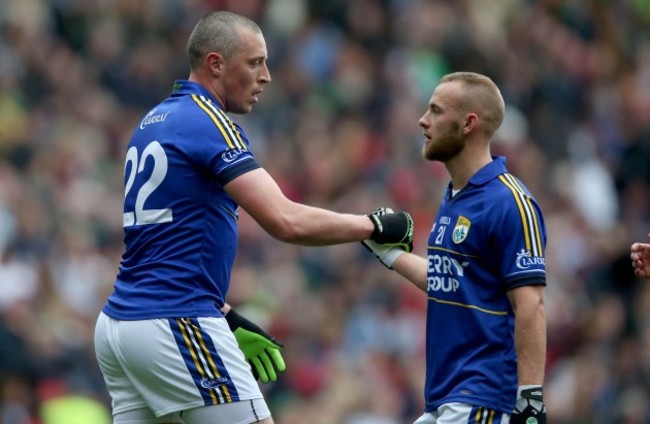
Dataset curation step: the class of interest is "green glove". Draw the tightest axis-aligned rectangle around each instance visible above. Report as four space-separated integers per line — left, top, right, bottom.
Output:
225 309 286 383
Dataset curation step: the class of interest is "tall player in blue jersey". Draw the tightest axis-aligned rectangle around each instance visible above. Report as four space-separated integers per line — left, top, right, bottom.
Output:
363 72 547 424
93 10 414 424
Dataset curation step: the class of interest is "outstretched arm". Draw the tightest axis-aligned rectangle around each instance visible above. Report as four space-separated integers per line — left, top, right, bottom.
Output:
226 168 412 246
631 234 650 278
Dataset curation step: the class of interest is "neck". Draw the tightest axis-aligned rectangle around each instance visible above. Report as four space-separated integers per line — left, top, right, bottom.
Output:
189 72 226 109
445 149 493 190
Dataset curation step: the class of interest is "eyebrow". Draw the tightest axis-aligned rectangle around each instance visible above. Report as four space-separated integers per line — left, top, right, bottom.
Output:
429 100 441 111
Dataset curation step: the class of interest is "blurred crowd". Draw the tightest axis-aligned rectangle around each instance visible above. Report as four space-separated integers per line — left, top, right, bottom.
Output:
0 0 649 422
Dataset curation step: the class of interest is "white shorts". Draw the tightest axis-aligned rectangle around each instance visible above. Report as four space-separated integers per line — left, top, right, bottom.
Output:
414 403 510 424
94 312 269 422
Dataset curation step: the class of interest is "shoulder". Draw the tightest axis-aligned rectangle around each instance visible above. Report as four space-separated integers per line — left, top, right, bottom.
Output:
176 96 249 150
483 173 543 224
490 173 536 204
178 95 230 129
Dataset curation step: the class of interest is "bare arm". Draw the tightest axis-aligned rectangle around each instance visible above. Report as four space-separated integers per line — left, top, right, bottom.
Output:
391 252 429 292
225 168 375 245
507 285 546 386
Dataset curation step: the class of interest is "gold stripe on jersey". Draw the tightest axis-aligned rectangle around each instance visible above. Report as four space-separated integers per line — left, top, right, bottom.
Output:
504 174 544 255
176 319 218 404
209 102 246 149
498 174 543 256
428 296 508 316
429 246 478 257
191 95 245 150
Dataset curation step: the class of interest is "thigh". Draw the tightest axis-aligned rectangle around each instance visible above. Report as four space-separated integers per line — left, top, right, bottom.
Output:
95 312 149 414
413 412 436 424
181 398 272 424
113 407 182 424
96 313 265 418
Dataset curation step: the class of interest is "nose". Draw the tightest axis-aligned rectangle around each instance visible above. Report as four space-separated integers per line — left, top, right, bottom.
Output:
260 63 271 84
418 114 428 128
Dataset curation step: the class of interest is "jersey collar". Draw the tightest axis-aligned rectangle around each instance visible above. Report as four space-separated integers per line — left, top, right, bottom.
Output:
171 80 224 109
467 155 508 186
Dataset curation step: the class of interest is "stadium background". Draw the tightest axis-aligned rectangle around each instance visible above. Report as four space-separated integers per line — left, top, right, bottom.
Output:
0 0 649 422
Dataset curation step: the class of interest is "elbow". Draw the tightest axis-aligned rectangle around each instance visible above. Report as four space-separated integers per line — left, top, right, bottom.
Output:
263 215 304 243
273 227 302 243
251 200 309 244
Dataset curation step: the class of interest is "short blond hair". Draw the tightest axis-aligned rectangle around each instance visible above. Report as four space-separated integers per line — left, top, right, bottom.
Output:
440 72 505 136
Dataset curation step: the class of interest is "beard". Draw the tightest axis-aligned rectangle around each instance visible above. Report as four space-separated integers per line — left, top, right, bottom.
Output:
422 121 466 162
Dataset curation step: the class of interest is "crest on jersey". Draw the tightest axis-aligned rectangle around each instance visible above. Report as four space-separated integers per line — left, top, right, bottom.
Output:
452 216 471 244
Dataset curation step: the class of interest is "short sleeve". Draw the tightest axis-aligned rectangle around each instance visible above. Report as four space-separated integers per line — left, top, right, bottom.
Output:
178 99 261 185
488 178 547 290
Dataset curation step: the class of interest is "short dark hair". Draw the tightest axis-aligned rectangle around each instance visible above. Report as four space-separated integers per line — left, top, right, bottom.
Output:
186 11 261 71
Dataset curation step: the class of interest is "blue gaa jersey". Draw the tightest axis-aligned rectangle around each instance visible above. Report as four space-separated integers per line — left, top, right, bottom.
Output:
424 156 546 413
102 80 260 320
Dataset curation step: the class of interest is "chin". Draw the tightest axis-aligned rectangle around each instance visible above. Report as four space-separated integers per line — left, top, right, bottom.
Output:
230 105 253 115
423 146 438 161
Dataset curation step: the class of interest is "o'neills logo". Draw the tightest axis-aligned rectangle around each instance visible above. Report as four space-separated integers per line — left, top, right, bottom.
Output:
140 109 170 129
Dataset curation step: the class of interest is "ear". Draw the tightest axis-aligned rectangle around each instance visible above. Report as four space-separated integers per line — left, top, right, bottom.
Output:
205 52 225 77
463 113 478 134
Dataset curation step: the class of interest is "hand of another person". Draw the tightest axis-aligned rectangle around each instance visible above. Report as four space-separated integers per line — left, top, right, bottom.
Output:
510 385 546 424
368 207 414 252
630 234 650 279
225 309 286 383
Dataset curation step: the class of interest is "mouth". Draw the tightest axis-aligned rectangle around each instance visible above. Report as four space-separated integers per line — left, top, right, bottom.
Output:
252 89 263 102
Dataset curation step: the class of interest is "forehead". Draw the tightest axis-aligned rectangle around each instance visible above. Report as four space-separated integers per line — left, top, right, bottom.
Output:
429 81 462 108
234 26 267 57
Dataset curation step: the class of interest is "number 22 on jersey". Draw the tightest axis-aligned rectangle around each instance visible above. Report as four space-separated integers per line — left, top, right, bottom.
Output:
123 141 173 227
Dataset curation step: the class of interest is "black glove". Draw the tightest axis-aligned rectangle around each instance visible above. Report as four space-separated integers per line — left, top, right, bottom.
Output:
511 385 546 424
225 309 286 383
368 207 414 252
